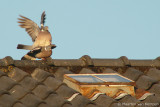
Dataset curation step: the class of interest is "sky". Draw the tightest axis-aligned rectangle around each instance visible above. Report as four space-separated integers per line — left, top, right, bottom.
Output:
0 0 160 60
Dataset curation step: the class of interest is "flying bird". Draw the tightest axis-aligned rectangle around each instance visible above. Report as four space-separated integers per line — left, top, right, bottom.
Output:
17 11 55 60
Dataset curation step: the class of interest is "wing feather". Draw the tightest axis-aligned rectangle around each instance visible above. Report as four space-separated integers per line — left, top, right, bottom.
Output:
18 15 40 42
41 11 46 26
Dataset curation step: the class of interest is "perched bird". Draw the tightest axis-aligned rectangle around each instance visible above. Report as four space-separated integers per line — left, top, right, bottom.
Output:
17 11 54 60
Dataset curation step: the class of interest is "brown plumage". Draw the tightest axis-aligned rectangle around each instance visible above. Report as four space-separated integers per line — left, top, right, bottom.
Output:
17 11 53 60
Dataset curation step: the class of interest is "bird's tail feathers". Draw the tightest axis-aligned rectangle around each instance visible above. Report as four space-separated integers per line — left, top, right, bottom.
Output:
17 44 33 50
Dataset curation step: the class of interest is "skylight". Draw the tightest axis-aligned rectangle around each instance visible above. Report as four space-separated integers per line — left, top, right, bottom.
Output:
65 73 134 85
68 75 104 83
64 73 136 99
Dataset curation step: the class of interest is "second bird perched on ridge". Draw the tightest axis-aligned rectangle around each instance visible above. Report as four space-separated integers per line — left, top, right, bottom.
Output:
17 11 56 60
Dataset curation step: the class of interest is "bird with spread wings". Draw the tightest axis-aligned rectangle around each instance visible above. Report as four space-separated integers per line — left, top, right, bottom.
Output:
17 11 56 60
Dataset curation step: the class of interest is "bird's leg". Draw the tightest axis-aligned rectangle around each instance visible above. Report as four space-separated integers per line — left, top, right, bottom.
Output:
41 58 46 60
41 57 52 61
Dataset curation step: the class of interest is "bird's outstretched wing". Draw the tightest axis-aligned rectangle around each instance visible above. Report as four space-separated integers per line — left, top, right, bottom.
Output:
41 11 46 27
18 15 40 42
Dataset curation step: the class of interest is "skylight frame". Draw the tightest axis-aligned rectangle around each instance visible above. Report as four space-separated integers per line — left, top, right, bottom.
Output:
64 73 135 86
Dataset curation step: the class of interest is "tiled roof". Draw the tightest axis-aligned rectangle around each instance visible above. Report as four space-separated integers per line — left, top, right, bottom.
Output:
0 56 160 107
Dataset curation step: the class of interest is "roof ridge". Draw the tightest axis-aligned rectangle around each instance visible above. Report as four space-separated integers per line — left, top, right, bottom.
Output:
1 56 160 68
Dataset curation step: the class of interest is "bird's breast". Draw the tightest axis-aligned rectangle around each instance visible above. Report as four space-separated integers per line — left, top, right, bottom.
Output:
35 50 52 58
33 31 52 48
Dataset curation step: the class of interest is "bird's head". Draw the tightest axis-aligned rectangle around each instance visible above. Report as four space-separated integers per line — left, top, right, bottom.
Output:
40 26 49 32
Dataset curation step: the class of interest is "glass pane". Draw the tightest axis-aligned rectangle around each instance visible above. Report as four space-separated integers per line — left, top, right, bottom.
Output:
95 75 131 82
69 75 104 83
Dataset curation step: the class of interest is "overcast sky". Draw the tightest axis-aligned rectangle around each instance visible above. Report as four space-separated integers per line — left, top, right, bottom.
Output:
1 0 160 60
